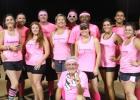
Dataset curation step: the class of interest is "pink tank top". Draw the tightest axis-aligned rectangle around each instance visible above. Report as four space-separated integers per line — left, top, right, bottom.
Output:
52 29 70 60
25 39 45 66
77 36 96 72
100 33 116 67
120 37 140 73
3 30 22 62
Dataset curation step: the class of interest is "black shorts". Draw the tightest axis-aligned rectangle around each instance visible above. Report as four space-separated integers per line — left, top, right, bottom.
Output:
119 72 140 82
99 66 118 72
45 58 58 81
83 71 97 80
26 64 46 74
85 97 91 100
99 65 120 80
3 61 23 71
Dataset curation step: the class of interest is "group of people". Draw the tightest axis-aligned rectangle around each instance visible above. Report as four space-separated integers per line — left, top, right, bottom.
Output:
0 9 140 100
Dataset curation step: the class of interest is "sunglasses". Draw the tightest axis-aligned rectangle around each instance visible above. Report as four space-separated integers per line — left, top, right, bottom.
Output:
66 63 77 66
68 15 76 18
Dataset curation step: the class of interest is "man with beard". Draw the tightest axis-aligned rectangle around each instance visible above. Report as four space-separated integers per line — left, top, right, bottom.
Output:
66 10 78 30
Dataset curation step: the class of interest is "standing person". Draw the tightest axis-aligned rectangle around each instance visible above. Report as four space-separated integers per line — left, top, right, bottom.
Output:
5 13 29 100
0 14 23 100
75 23 101 100
25 22 49 100
50 14 70 79
38 10 57 99
56 56 91 100
16 13 28 100
119 23 140 100
68 11 100 55
66 10 78 30
112 10 126 81
100 18 123 100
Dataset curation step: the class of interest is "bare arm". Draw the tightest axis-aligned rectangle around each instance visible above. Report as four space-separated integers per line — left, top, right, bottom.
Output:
0 31 9 50
55 88 62 100
114 34 123 45
94 37 101 75
134 38 140 65
113 34 123 61
74 41 78 57
42 37 50 61
50 32 54 48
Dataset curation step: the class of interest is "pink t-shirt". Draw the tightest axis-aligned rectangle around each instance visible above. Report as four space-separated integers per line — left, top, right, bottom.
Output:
3 29 22 62
120 37 140 73
57 71 90 100
68 24 100 44
100 33 116 67
112 26 125 40
25 39 45 66
77 36 96 72
52 29 70 60
40 22 56 38
16 26 28 44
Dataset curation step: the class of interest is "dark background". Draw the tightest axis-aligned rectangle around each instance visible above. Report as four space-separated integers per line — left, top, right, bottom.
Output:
0 0 140 28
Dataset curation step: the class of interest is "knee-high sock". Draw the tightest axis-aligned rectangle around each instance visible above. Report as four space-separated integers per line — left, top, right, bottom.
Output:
135 87 140 100
18 81 25 97
92 92 101 100
48 81 54 96
8 88 17 100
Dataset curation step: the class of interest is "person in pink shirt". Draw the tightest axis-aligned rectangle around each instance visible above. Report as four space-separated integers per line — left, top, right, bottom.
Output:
56 56 91 100
38 10 57 99
68 11 100 55
112 10 126 81
16 13 28 100
38 10 56 39
25 22 50 100
5 13 29 100
119 23 140 100
100 18 123 100
0 14 23 100
75 23 101 100
50 14 70 79
66 10 78 30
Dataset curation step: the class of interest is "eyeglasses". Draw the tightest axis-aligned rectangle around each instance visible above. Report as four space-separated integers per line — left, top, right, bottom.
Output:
68 15 76 18
66 63 77 66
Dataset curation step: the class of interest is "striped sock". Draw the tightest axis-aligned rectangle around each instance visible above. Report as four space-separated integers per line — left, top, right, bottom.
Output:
8 88 17 98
